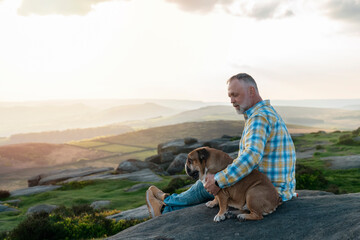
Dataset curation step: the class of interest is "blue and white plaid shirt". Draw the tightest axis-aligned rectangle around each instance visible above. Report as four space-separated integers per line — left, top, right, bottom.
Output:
214 100 296 201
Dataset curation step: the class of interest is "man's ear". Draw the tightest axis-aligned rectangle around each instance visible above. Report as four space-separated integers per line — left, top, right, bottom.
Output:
197 148 209 164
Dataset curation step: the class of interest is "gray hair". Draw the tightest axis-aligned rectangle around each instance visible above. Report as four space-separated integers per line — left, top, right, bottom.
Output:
227 73 258 92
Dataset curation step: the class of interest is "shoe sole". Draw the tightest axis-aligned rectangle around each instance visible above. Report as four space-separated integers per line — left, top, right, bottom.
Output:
146 190 156 218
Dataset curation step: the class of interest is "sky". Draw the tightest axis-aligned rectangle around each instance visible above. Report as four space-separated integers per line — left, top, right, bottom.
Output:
0 0 359 103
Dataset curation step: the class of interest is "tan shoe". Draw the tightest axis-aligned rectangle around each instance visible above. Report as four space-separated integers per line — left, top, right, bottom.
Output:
148 185 169 201
146 189 164 218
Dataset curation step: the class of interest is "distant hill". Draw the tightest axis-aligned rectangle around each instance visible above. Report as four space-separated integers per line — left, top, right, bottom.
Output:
2 125 133 146
124 105 360 131
0 143 111 169
92 103 179 124
102 120 315 148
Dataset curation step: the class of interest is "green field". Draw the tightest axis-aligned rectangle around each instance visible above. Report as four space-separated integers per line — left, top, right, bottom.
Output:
0 178 173 233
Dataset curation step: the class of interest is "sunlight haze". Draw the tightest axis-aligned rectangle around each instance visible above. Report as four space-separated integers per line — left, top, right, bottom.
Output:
0 0 359 102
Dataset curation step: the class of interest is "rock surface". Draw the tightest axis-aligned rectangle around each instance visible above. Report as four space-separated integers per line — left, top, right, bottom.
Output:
90 200 111 210
166 153 188 175
321 154 360 170
10 185 62 197
116 159 166 175
63 169 162 183
27 204 58 214
125 183 152 193
106 191 360 240
28 167 114 186
0 204 18 212
107 205 149 221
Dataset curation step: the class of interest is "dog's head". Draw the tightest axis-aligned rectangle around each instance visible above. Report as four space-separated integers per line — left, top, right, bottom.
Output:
185 147 234 181
185 147 210 181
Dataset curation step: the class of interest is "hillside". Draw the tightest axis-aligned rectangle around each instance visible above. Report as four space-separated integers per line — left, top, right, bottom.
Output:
0 143 111 170
141 105 360 131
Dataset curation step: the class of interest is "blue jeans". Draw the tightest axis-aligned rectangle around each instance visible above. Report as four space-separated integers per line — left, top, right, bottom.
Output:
162 180 214 214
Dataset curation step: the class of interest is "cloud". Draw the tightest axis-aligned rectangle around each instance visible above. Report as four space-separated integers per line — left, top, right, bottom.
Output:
17 0 111 16
322 0 360 23
165 0 294 19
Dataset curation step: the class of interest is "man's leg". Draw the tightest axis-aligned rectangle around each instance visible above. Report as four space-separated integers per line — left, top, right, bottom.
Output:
162 180 214 214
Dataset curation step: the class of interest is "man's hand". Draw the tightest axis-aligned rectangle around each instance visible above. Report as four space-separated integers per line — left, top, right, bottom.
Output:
204 173 220 196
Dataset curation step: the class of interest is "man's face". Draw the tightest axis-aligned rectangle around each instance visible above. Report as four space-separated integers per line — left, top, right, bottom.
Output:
228 80 251 114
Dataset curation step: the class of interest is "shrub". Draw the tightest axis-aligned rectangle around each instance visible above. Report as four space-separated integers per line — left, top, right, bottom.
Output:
315 145 324 150
352 127 360 137
6 204 145 240
58 180 95 191
296 163 329 190
337 134 359 146
161 177 196 194
0 190 10 199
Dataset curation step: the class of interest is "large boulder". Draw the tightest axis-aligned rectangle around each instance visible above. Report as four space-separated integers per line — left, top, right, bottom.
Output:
63 169 162 183
106 191 360 240
158 139 203 155
166 153 188 175
219 140 240 153
28 167 114 186
116 159 166 175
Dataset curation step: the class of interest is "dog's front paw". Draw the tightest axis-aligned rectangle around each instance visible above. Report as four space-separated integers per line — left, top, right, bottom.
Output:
206 200 217 208
213 213 226 222
237 214 247 222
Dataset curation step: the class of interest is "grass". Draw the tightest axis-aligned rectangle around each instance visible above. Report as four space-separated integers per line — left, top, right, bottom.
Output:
68 141 110 148
293 129 360 193
0 178 172 232
94 144 146 153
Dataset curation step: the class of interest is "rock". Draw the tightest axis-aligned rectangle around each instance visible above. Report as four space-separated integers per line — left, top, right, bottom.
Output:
0 199 21 207
166 153 188 175
91 200 111 210
145 154 161 164
321 155 360 170
203 138 229 149
27 204 58 214
106 191 360 240
125 183 151 193
158 139 203 155
10 185 62 197
160 152 175 164
64 169 162 183
0 204 18 213
297 190 334 197
107 205 149 221
184 138 198 145
29 167 114 186
116 159 166 175
219 140 240 153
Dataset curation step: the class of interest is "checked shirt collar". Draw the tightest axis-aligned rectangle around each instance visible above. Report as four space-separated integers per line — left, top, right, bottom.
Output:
244 99 270 120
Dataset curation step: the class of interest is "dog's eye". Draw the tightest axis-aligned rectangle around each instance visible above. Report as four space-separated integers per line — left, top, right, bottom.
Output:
187 158 192 164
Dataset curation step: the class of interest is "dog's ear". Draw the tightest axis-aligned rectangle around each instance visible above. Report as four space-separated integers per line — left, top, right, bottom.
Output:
197 148 209 163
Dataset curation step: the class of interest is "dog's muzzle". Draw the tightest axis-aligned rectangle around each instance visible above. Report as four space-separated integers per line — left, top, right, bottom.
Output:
185 165 199 180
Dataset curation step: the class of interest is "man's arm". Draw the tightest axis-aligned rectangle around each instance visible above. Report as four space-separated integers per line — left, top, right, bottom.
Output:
214 115 271 188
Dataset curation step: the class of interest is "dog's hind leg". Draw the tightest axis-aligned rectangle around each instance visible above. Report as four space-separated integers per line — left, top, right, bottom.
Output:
237 211 263 221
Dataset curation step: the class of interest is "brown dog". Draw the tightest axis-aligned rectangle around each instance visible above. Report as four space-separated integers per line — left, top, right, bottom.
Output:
185 147 282 222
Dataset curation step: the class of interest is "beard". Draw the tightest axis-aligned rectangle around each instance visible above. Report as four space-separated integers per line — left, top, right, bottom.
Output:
234 103 250 115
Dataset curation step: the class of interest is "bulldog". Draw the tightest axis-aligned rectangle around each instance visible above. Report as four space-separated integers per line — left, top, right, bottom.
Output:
185 147 282 222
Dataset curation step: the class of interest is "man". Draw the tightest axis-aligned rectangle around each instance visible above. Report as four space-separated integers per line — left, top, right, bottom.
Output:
146 73 296 218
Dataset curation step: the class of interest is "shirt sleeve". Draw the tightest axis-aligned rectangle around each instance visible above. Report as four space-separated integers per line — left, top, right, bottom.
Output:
214 115 271 188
